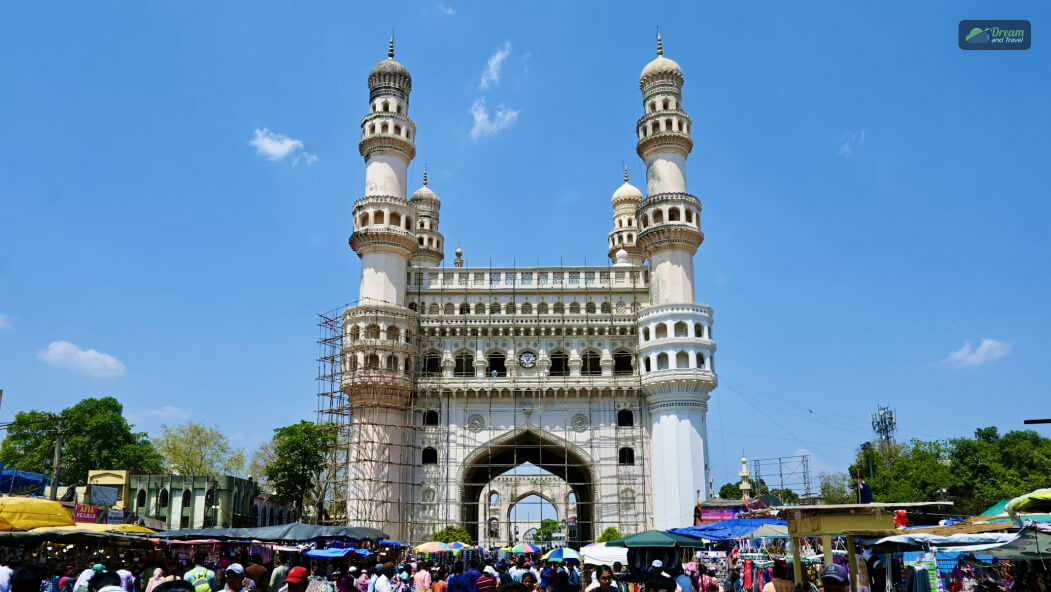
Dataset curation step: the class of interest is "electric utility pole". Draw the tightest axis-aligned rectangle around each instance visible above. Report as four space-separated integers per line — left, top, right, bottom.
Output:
49 415 64 500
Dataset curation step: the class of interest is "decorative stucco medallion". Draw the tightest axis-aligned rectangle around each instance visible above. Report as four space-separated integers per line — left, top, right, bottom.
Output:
571 413 590 432
467 414 485 432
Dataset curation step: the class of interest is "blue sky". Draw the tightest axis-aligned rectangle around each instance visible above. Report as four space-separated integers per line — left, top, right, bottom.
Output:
1 2 1049 497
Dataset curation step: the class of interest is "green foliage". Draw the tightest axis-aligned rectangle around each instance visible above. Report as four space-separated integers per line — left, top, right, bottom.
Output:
431 525 473 545
0 397 163 484
718 479 767 500
818 472 854 504
265 421 336 518
768 488 800 504
597 526 622 543
154 423 245 477
248 439 276 493
533 518 560 543
843 427 1051 515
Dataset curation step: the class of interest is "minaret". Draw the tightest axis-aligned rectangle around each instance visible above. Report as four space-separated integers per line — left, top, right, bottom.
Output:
350 34 419 305
635 34 719 530
409 169 445 267
608 166 644 265
342 36 419 541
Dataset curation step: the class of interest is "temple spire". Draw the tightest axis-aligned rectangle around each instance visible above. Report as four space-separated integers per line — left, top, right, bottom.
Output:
423 166 428 186
624 164 630 182
388 32 395 59
657 31 663 56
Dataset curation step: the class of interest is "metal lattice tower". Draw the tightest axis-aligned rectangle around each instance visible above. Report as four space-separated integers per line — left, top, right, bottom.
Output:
871 405 897 443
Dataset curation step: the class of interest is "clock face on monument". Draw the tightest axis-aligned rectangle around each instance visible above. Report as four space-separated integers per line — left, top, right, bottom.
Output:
518 352 537 368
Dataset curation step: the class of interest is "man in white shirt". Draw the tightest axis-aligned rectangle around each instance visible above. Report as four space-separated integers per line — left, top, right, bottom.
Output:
373 566 392 592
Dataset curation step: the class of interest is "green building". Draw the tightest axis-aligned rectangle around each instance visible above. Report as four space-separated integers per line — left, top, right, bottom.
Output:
128 474 258 529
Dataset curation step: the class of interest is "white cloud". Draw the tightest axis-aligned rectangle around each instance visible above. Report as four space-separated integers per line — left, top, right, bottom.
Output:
0 314 12 329
437 4 455 15
249 128 317 165
943 338 1012 367
838 129 865 158
39 340 126 379
127 405 191 424
469 98 518 140
479 41 511 90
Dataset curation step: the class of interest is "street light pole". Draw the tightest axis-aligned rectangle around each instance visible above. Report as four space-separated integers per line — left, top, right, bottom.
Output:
49 415 65 500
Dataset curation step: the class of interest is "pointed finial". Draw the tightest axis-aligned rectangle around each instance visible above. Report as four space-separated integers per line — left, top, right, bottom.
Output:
388 32 395 59
623 164 630 183
657 31 663 56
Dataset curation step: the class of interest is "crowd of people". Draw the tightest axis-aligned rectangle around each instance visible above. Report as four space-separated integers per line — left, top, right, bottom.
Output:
0 547 850 592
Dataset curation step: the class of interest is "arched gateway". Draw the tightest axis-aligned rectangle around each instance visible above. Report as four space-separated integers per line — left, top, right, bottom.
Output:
317 36 720 543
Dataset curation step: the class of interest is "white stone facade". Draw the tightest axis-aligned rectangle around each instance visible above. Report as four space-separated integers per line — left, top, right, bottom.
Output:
341 36 717 543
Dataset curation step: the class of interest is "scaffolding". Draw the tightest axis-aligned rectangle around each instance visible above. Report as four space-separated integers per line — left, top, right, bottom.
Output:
750 455 812 503
317 260 654 544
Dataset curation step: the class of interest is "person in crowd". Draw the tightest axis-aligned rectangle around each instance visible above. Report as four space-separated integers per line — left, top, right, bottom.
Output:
671 566 692 592
270 558 290 592
90 572 125 592
146 570 167 592
447 565 467 592
374 565 393 592
761 563 792 592
307 565 331 592
584 566 614 592
413 564 431 592
0 552 13 592
494 565 510 588
694 567 717 592
367 566 382 592
185 553 217 592
12 566 43 592
819 565 848 592
154 581 196 592
647 577 676 592
281 568 310 592
355 568 370 592
463 563 481 592
475 568 497 592
496 585 529 592
430 568 447 592
59 566 77 592
116 567 136 592
547 572 570 592
564 565 579 592
245 557 268 592
508 564 523 585
224 565 255 592
393 573 411 592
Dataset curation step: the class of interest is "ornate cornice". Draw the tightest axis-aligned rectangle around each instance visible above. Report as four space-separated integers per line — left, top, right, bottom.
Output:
353 194 410 210
359 134 416 161
637 131 693 159
641 370 717 397
636 110 692 129
349 227 419 256
639 192 701 210
637 225 704 255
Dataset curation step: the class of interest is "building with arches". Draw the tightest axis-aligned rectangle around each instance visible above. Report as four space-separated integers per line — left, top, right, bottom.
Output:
318 34 717 543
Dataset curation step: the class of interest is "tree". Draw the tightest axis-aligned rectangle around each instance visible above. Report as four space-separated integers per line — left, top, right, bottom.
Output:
248 439 276 493
818 472 854 504
265 421 335 519
718 482 741 499
533 518 560 543
768 488 800 504
597 526 622 543
432 524 473 545
0 397 163 484
154 423 245 476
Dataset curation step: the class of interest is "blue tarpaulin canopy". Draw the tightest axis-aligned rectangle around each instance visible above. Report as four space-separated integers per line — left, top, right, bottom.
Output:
304 548 372 558
671 518 789 541
0 470 52 497
379 540 407 548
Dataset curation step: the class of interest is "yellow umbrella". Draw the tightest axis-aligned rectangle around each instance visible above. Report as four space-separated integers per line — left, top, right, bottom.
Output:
0 497 74 531
38 523 155 534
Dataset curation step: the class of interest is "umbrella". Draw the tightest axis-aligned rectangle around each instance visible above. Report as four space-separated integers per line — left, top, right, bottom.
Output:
446 541 468 550
511 543 540 553
605 530 705 548
541 548 581 562
0 497 74 531
415 542 449 553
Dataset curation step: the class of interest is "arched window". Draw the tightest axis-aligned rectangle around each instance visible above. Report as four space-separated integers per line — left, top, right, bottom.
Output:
408 302 418 312
669 207 681 222
696 353 706 369
656 353 669 370
380 123 389 134
387 326 400 341
268 507 275 525
553 302 565 314
474 302 486 315
642 327 650 341
489 492 499 505
393 124 402 136
442 302 453 315
349 325 360 340
618 447 635 465
537 302 548 314
418 236 425 246
653 209 664 224
641 214 649 228
136 490 146 509
487 352 507 377
422 448 438 464
386 355 398 371
396 104 402 114
585 302 596 314
459 302 470 315
358 212 369 227
382 101 389 112
695 323 704 338
488 518 499 538
405 216 413 229
643 357 651 372
454 352 474 377
581 351 601 376
569 302 581 314
613 350 633 375
662 98 670 110
423 352 442 375
675 351 689 369
618 409 634 427
521 302 533 314
159 489 169 508
365 324 380 339
600 302 612 314
373 210 385 224
649 101 656 112
182 489 192 508
389 211 402 226
428 303 439 315
674 321 688 337
505 302 516 314
685 209 693 223
368 124 376 134
663 118 672 131
423 410 439 426
365 354 380 369
568 492 577 505
549 351 569 377
655 323 668 339
490 302 501 314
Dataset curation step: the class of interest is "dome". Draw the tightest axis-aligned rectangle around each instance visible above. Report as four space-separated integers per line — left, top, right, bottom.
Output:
369 58 411 82
410 184 438 203
640 55 683 84
612 181 643 203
